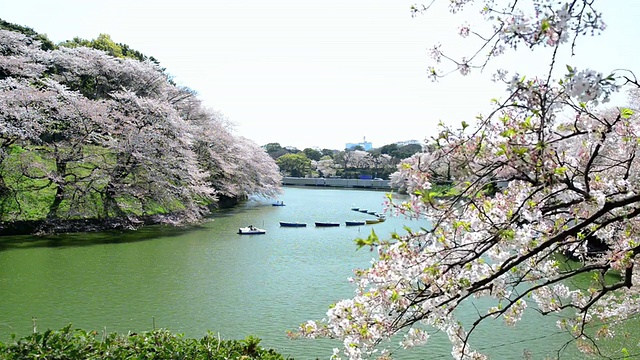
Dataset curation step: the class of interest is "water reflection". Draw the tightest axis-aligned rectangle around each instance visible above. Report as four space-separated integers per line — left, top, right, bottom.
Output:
0 225 198 250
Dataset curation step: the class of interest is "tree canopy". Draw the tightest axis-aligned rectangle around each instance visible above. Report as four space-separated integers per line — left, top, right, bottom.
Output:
276 153 312 178
302 147 322 161
294 1 640 359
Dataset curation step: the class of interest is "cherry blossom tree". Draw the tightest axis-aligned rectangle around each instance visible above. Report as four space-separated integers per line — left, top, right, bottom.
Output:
347 150 374 169
369 153 394 179
0 77 51 218
295 1 640 359
316 158 338 178
0 30 49 80
184 95 281 201
226 135 282 199
0 27 281 228
33 81 116 219
345 150 398 179
101 89 213 223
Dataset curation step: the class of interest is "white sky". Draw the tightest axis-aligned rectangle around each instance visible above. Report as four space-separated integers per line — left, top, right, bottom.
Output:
2 1 639 150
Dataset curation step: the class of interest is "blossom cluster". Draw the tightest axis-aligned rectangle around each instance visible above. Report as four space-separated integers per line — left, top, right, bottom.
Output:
295 1 640 359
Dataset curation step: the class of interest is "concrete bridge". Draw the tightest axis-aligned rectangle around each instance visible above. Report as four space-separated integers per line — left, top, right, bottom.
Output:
282 177 391 190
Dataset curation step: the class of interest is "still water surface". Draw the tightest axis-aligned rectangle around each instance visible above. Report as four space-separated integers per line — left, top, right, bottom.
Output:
0 187 592 359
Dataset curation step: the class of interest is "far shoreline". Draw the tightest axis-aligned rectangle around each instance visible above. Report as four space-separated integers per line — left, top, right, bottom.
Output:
281 176 391 190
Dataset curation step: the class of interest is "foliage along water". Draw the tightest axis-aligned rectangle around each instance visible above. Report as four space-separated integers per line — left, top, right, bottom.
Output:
0 186 622 359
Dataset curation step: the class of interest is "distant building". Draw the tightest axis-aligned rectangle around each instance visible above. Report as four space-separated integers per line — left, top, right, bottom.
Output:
346 136 373 151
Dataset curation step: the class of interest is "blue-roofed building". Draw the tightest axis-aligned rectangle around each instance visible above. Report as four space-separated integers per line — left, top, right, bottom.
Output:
345 137 372 151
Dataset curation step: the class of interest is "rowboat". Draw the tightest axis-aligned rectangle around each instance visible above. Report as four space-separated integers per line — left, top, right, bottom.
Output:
345 220 366 226
279 221 307 227
315 222 340 227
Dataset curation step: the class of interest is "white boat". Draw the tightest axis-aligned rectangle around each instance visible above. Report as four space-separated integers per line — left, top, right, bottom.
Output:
238 226 266 235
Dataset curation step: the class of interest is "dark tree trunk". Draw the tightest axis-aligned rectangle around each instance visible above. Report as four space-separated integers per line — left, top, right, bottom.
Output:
47 160 66 219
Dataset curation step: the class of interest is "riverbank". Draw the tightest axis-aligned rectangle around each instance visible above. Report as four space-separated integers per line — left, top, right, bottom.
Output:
0 194 245 236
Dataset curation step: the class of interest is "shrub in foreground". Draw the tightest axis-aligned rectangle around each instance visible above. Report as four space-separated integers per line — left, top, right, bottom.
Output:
0 325 288 360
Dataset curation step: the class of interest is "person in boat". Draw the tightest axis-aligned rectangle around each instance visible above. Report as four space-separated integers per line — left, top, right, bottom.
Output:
249 225 255 230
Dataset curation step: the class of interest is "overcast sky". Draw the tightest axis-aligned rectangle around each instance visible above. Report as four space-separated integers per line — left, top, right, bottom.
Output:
2 1 639 150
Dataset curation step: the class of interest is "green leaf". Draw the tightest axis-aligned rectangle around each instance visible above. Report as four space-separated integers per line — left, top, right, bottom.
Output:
390 290 400 302
499 228 515 241
513 147 528 156
540 19 550 32
554 166 567 175
355 230 379 250
620 107 634 119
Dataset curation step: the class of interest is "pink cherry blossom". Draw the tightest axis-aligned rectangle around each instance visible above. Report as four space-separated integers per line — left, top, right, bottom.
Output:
297 1 640 359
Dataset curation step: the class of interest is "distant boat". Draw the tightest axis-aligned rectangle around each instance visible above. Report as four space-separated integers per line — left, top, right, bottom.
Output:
272 201 286 206
345 220 366 226
279 221 307 227
358 209 369 213
365 219 381 224
238 226 266 234
350 207 360 211
315 222 340 227
366 211 377 215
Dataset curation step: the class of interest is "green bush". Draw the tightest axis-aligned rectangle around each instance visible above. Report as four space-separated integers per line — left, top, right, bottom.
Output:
0 325 289 360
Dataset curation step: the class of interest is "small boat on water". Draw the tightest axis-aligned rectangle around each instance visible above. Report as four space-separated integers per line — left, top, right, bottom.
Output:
366 211 377 215
358 209 369 213
345 220 366 226
272 201 286 206
315 222 340 227
238 225 266 234
365 219 381 224
351 207 360 211
279 221 307 227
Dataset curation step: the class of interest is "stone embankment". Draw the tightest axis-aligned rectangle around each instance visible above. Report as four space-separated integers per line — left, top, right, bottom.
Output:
282 177 391 190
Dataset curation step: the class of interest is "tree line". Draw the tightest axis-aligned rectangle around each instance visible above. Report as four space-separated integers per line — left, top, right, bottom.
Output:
0 21 282 234
263 142 423 179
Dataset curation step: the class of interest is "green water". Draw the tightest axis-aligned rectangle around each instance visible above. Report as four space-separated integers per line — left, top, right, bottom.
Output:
0 187 624 359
